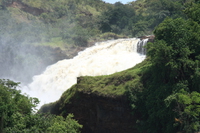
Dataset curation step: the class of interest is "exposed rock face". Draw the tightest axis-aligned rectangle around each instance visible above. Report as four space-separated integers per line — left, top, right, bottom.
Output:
139 35 155 42
41 92 139 133
8 0 45 16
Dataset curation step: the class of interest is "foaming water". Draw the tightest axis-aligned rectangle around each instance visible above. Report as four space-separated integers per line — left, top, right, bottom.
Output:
21 38 146 108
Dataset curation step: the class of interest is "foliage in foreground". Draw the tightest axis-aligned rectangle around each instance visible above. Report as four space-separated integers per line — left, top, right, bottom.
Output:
131 2 200 133
0 79 82 133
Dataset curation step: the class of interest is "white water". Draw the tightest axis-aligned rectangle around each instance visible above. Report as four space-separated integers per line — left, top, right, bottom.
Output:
21 38 146 109
137 38 148 55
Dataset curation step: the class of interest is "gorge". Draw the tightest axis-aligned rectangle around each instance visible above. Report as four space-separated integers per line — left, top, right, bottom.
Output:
22 38 148 109
27 37 149 133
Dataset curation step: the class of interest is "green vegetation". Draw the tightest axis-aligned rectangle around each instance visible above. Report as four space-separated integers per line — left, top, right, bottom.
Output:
0 0 194 47
1 0 200 132
133 2 200 133
63 60 147 98
0 79 82 132
0 0 195 82
42 1 200 133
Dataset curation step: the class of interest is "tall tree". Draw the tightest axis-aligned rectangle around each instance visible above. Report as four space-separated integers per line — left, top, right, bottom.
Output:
135 2 200 132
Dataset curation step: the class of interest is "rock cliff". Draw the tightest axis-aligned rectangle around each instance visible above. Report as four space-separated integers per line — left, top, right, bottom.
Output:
39 60 147 133
41 91 138 133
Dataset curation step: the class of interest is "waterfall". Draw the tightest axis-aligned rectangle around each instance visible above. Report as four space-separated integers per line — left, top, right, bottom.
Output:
21 38 147 109
137 38 148 55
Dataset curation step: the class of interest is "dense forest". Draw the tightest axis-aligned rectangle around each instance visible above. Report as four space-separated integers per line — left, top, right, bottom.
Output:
0 0 200 132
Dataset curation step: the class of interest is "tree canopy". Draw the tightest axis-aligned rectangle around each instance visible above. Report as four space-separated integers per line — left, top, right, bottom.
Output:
132 1 200 133
0 79 82 133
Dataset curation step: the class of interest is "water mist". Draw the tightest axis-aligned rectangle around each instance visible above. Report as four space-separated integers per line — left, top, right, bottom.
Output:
21 38 147 109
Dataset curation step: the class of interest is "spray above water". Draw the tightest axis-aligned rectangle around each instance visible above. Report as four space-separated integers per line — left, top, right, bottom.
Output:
21 38 147 108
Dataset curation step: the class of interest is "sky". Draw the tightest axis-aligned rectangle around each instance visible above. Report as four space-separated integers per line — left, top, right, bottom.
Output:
103 0 134 4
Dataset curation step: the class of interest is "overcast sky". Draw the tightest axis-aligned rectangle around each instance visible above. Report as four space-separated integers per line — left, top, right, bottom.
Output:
103 0 134 4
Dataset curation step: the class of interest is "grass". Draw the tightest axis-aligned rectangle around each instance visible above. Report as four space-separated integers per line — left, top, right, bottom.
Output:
59 58 150 107
34 37 74 50
22 0 44 9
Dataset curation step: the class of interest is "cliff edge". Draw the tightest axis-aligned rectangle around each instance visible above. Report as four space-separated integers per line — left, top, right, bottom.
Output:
39 60 148 133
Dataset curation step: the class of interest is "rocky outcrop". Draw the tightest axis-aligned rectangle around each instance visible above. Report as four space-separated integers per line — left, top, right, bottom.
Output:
139 35 155 42
8 1 45 16
40 91 139 133
136 35 155 55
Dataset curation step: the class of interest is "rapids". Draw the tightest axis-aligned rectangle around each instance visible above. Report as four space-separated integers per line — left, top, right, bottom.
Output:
21 38 147 109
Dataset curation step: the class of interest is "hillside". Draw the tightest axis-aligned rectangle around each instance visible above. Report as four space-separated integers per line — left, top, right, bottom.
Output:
0 0 119 82
0 0 193 83
0 0 200 132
